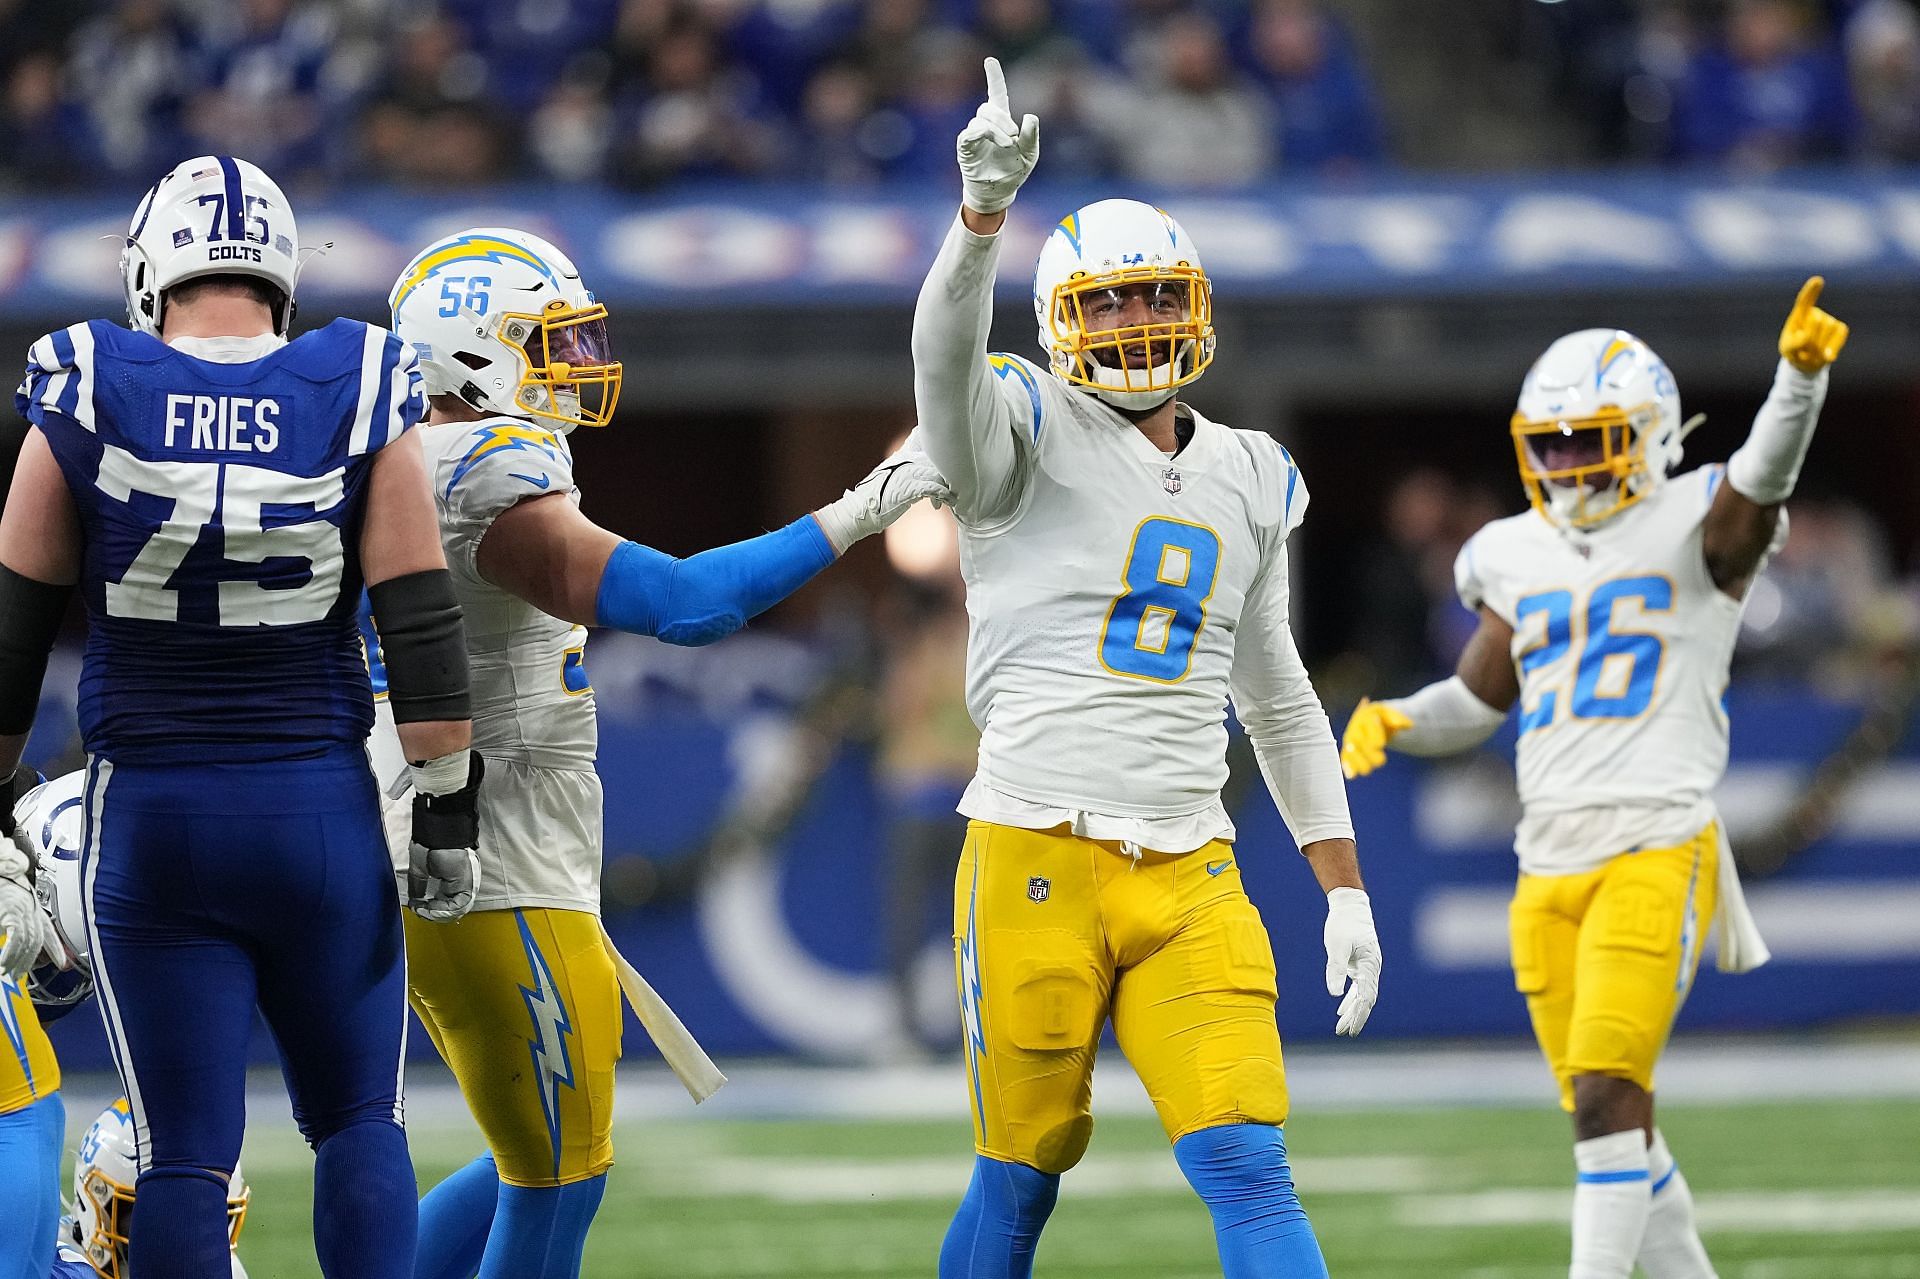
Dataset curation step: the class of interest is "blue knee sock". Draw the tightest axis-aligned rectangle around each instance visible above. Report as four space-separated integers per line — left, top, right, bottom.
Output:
1174 1124 1329 1279
415 1154 501 1279
476 1175 607 1279
0 1093 65 1279
127 1168 233 1279
938 1155 1060 1279
313 1118 419 1279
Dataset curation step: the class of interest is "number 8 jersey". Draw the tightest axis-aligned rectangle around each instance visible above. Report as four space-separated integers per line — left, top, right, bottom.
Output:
16 318 423 765
1455 464 1786 875
937 353 1312 851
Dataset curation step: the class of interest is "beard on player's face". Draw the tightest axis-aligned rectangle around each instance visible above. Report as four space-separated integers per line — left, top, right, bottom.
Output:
1082 282 1189 370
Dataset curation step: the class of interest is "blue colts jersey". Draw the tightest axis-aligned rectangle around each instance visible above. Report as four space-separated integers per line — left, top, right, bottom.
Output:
16 319 424 765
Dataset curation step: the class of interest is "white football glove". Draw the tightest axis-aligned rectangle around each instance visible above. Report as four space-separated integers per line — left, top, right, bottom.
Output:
1324 886 1382 1037
0 806 47 979
407 751 484 923
957 57 1040 216
812 450 953 554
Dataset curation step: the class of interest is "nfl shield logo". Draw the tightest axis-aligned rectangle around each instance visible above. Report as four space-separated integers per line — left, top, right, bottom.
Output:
1162 467 1182 496
172 228 193 248
1027 876 1050 903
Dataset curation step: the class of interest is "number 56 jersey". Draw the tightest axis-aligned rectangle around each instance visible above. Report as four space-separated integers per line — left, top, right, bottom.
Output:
1456 465 1785 875
16 318 423 765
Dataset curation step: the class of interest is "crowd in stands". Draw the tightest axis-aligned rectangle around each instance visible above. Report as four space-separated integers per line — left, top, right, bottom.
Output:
0 0 1387 191
1 0 1917 189
1537 0 1920 168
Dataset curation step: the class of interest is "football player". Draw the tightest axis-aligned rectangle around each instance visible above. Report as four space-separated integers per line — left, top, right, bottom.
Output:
913 61 1381 1278
1340 281 1848 1279
56 1097 250 1279
0 155 483 1279
2 765 63 1279
378 226 946 1279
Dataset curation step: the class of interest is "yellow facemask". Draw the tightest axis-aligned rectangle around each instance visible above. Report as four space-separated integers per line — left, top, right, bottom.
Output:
1510 401 1658 528
497 298 623 431
78 1165 250 1278
1043 264 1214 398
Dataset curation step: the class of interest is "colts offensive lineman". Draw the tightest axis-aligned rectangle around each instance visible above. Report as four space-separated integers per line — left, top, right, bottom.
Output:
0 155 481 1279
1340 282 1848 1279
377 228 945 1279
916 61 1381 1279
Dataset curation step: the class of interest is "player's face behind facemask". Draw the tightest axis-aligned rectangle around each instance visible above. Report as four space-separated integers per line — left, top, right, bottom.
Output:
1510 404 1652 529
499 297 621 431
1046 265 1211 396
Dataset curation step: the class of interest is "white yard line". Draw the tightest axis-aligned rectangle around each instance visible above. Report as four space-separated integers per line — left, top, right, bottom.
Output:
1400 1188 1920 1234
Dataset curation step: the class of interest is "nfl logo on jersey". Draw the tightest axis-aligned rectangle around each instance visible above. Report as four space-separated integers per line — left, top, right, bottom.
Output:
1162 467 1182 496
1027 876 1050 903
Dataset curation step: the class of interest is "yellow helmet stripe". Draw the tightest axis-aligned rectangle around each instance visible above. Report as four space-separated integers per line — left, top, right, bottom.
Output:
391 235 561 310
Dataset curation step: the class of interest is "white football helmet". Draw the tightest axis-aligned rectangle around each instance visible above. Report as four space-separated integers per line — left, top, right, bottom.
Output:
389 227 622 433
14 771 91 1019
1510 329 1688 528
69 1099 251 1279
1031 198 1215 411
121 155 301 338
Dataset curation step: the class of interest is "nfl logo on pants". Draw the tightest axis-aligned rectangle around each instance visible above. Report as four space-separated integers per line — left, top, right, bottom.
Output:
1027 876 1050 903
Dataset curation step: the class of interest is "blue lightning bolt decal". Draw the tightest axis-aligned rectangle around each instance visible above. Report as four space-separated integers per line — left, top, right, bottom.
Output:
444 423 562 502
958 858 987 1144
1 975 38 1097
516 912 578 1180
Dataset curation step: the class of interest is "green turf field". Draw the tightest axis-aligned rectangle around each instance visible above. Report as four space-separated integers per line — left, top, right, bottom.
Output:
202 1097 1920 1278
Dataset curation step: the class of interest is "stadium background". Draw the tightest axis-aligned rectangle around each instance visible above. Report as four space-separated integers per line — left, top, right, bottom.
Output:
5 0 1919 1275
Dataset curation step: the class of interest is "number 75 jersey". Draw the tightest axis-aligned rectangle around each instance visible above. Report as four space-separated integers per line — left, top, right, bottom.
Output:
17 318 422 765
1455 465 1784 871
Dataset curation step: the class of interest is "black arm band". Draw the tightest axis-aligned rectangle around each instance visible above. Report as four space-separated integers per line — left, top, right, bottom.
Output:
0 563 70 735
368 568 471 725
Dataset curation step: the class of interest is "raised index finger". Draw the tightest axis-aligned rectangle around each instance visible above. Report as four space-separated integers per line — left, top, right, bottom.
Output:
984 56 1009 113
1792 275 1825 320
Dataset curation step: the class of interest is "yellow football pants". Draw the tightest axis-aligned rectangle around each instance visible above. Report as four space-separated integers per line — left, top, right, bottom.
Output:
1510 823 1719 1111
0 973 60 1115
953 822 1290 1175
404 907 622 1186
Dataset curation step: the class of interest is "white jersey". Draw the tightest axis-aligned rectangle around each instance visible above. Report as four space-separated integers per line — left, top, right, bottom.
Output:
1457 464 1784 876
911 216 1352 855
370 417 602 912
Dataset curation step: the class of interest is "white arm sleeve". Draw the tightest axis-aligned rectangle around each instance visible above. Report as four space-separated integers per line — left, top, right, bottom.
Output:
1382 676 1508 756
1726 359 1828 505
910 214 1036 525
1230 542 1355 848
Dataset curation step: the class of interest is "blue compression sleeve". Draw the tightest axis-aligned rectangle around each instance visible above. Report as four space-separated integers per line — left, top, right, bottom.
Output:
593 517 836 645
938 1155 1059 1279
1174 1124 1328 1279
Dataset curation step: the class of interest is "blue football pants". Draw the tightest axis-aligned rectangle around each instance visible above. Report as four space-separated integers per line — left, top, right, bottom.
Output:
80 750 417 1279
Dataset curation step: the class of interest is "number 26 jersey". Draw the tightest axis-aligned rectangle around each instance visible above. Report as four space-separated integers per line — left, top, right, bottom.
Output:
1455 464 1785 875
17 319 423 765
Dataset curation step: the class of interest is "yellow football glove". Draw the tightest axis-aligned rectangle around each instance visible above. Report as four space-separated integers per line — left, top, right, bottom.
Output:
1340 698 1413 779
1778 276 1849 375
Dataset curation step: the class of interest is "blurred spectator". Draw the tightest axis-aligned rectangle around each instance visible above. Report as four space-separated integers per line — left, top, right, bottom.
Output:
528 59 618 183
976 0 1082 71
1847 0 1920 162
358 14 512 184
1350 470 1463 691
1005 44 1125 180
444 0 620 106
1737 495 1901 685
1120 11 1275 186
886 28 992 179
1672 0 1857 170
188 0 337 179
1246 0 1387 171
611 5 779 185
0 52 96 190
793 58 895 183
65 0 200 180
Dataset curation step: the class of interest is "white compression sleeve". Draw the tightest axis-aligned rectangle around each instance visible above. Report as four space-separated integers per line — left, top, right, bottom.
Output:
1726 359 1828 505
1384 676 1508 756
